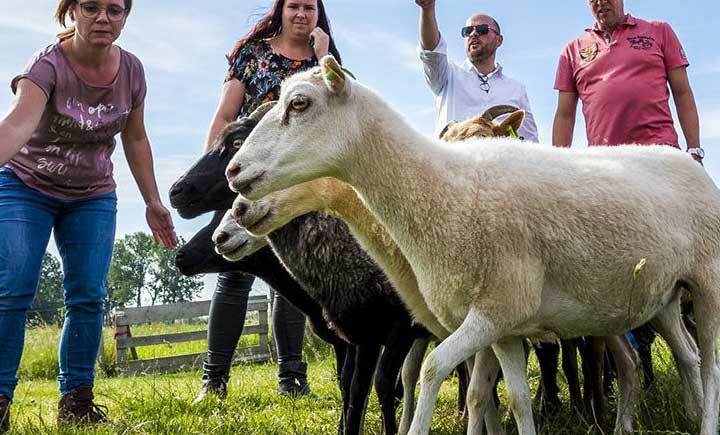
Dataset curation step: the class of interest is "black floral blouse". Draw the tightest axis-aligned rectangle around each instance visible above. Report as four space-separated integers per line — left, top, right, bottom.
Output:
226 39 317 118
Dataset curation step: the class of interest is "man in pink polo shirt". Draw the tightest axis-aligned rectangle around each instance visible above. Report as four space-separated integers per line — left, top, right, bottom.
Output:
552 0 703 163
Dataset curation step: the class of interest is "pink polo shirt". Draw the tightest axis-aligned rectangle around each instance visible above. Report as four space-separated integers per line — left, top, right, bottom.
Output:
554 15 689 147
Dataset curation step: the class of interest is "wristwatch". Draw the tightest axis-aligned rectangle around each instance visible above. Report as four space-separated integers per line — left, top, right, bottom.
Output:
688 147 705 160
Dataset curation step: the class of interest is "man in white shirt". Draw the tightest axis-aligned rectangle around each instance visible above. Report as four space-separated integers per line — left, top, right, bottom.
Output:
415 0 539 141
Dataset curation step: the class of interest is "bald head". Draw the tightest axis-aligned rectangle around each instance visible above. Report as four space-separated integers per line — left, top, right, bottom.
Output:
466 14 501 35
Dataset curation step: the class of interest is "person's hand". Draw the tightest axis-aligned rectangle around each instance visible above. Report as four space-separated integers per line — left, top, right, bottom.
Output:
310 27 330 59
415 0 436 9
146 201 177 249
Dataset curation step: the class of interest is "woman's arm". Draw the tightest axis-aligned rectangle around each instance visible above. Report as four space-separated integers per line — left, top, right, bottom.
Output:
0 79 48 166
203 79 246 152
121 104 177 248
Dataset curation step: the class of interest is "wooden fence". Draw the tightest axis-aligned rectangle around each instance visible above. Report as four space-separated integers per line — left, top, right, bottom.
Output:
113 295 272 375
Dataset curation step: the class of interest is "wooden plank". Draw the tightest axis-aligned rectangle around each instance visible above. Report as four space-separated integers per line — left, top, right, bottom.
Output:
118 330 208 348
122 350 272 375
117 324 267 348
120 297 268 326
121 301 211 325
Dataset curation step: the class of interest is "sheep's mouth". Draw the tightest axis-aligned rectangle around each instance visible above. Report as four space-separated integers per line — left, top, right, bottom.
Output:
244 210 274 236
216 239 248 259
233 170 266 197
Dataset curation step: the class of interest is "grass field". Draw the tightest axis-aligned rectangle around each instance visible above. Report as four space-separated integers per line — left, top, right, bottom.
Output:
6 323 699 434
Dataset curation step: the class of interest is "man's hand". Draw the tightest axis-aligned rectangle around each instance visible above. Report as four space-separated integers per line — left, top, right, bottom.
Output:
415 0 435 9
310 27 330 60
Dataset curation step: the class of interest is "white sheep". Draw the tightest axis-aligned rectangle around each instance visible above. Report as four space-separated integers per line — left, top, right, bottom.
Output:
226 56 716 435
230 176 643 434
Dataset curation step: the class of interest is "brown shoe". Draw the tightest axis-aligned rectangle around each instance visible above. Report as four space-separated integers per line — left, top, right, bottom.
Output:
57 386 108 426
0 394 9 434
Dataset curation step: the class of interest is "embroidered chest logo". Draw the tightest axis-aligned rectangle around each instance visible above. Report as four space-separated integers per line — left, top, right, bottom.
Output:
627 35 655 50
579 43 599 63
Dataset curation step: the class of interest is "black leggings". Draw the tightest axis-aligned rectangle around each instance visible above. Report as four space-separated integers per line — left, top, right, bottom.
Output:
203 271 307 382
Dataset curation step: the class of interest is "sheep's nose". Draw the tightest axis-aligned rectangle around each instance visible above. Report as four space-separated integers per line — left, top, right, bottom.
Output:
232 202 248 220
226 162 241 183
214 231 230 246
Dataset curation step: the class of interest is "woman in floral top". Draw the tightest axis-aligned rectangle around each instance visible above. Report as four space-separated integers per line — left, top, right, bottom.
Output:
193 0 342 402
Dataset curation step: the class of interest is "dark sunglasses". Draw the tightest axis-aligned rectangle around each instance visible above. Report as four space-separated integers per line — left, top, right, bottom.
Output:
461 24 499 38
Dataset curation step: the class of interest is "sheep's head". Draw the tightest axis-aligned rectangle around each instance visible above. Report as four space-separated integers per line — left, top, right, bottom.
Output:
226 55 358 201
439 106 525 142
212 210 268 261
232 177 338 237
169 102 275 218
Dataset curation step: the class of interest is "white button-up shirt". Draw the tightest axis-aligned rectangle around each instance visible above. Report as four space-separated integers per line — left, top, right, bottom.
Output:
419 35 539 142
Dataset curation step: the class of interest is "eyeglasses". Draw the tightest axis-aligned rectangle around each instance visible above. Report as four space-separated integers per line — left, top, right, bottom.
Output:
461 24 499 38
77 2 126 22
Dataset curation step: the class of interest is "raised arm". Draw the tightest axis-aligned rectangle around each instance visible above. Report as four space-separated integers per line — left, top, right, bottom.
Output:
203 78 246 152
0 79 47 166
415 0 449 95
416 0 440 50
552 91 579 147
121 105 177 248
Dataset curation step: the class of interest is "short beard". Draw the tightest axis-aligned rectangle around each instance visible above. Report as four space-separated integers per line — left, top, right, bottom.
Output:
469 45 495 64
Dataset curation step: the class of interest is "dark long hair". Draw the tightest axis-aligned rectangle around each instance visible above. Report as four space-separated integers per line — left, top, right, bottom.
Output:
55 0 133 41
228 0 342 65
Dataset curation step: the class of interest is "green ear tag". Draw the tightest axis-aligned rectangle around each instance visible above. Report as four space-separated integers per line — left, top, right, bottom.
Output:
507 126 519 139
326 70 338 81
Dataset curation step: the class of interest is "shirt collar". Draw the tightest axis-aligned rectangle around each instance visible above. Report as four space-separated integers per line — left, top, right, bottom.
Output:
586 13 637 33
462 61 503 78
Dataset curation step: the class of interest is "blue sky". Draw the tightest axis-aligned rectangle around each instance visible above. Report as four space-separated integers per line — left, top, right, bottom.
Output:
1 1 718 297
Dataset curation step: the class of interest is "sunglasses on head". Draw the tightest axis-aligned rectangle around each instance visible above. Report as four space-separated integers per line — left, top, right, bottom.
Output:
461 24 499 38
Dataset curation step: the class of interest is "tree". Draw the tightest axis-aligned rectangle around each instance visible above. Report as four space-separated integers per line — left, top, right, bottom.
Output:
107 232 155 308
30 252 65 324
148 236 203 305
107 233 203 307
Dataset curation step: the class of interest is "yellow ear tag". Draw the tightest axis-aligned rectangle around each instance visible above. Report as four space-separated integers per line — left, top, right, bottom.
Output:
507 126 519 139
326 70 338 81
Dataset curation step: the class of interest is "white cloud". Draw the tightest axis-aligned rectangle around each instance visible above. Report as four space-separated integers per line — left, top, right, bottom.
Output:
701 109 720 139
0 1 56 37
335 26 420 71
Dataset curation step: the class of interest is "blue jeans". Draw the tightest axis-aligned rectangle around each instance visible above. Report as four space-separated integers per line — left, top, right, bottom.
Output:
0 168 116 400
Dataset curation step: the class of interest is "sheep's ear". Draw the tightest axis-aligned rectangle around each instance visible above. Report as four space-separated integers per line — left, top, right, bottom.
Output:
439 121 455 140
321 55 350 97
493 110 525 137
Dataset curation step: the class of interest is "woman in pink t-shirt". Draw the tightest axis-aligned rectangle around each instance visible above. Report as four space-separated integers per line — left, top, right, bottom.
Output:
0 1 176 430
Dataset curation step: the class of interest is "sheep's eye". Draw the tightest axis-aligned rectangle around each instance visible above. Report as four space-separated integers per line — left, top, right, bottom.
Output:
232 139 243 149
290 96 310 112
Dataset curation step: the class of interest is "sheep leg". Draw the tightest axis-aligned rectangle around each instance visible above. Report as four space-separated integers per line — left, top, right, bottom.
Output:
605 335 638 434
339 346 357 435
692 273 720 435
375 330 417 435
333 342 348 388
560 339 583 411
650 295 702 421
409 309 501 435
492 338 536 435
580 336 606 426
399 337 429 435
532 342 561 416
345 343 382 435
467 347 504 435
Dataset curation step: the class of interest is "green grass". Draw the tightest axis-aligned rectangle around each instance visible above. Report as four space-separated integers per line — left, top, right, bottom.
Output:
7 325 700 434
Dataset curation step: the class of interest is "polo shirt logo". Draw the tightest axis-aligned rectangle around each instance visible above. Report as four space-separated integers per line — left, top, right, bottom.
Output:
627 35 655 50
579 43 599 63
